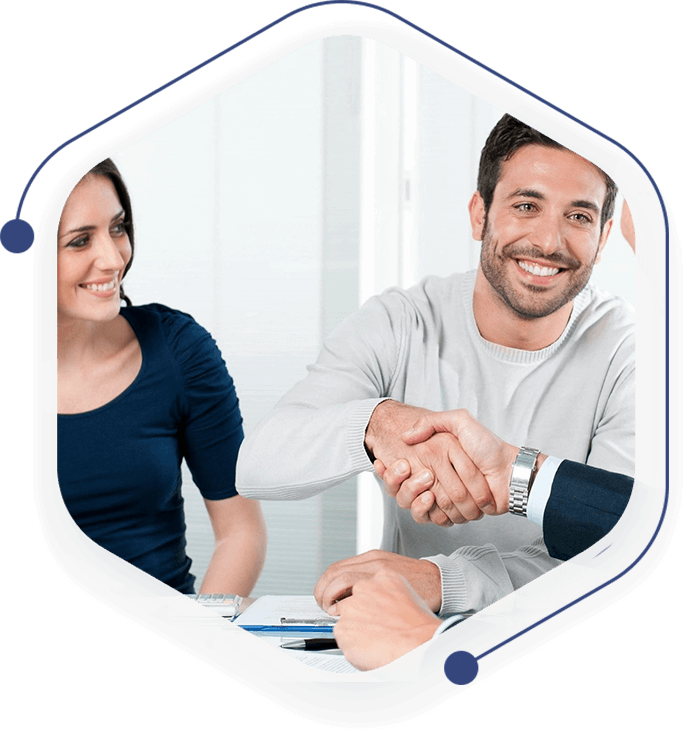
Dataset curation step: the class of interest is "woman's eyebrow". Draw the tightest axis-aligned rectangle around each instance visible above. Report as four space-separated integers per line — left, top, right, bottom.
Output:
62 210 125 236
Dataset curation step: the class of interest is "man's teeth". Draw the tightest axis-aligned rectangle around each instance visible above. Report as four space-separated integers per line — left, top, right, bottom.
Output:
518 261 560 277
82 280 116 292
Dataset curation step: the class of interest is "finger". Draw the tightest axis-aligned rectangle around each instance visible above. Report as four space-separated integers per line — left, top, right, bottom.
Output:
320 571 370 611
382 459 414 498
410 491 434 524
314 552 383 606
314 560 351 604
373 459 386 479
409 482 457 526
313 565 335 606
401 417 437 445
448 445 496 514
428 499 459 527
394 469 434 509
429 460 481 524
402 411 463 445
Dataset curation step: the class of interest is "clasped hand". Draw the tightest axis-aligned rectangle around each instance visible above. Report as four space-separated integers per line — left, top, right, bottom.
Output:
368 403 518 527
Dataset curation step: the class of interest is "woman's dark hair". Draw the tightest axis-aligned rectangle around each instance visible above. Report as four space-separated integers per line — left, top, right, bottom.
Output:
87 158 134 306
477 114 617 233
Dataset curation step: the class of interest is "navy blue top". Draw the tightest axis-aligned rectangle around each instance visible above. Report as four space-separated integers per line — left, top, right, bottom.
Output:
58 304 244 594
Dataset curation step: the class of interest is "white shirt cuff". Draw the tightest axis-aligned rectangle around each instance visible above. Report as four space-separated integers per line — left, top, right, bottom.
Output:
433 614 466 639
526 456 563 527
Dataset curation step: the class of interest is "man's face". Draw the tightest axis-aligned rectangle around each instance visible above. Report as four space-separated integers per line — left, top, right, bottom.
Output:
472 144 611 320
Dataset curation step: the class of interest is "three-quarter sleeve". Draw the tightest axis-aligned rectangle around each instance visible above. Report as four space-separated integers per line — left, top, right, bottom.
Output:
160 308 244 500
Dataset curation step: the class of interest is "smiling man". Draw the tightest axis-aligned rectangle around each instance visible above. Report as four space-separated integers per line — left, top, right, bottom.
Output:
237 114 634 617
473 142 613 345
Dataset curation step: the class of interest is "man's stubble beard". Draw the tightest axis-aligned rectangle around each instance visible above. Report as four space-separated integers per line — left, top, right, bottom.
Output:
479 222 598 320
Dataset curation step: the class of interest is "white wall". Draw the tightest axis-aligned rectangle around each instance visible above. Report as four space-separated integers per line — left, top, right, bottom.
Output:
102 35 635 595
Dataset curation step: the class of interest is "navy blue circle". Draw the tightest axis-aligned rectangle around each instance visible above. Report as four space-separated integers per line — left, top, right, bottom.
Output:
1 219 34 253
444 650 479 685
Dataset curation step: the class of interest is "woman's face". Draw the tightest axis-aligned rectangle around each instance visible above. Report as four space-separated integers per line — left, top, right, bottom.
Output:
57 175 132 324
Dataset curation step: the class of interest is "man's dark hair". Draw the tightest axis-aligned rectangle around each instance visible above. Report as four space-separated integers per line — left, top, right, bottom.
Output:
477 114 617 232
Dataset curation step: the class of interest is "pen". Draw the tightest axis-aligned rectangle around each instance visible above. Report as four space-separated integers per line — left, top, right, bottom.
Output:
280 638 339 651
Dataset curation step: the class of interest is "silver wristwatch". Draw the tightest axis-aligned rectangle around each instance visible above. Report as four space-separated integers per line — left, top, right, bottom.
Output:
508 446 540 516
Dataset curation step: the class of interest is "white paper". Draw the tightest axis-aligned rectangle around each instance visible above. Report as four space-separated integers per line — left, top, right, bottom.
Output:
234 595 337 627
234 596 354 673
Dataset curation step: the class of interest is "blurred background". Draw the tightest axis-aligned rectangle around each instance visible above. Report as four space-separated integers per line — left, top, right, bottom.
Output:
112 36 636 595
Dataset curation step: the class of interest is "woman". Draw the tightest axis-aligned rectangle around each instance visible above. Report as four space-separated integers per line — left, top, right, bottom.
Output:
57 159 266 595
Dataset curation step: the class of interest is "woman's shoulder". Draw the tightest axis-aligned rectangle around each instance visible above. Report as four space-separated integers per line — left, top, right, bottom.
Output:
122 303 206 334
122 303 214 357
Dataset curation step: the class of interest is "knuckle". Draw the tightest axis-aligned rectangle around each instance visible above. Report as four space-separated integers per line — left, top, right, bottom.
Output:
445 484 467 504
475 489 494 509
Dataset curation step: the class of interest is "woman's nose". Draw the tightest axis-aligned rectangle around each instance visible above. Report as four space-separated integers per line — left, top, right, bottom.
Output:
93 233 125 270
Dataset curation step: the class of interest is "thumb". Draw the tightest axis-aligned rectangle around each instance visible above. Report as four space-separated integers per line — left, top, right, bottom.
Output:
402 413 456 445
401 418 436 445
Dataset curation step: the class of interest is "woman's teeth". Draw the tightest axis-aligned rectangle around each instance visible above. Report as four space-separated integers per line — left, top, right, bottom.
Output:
82 279 116 292
518 261 560 277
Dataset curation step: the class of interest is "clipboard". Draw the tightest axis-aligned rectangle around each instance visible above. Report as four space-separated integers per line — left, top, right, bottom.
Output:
233 595 337 634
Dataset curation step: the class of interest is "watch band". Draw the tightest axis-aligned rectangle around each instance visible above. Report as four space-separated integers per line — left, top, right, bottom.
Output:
508 446 540 516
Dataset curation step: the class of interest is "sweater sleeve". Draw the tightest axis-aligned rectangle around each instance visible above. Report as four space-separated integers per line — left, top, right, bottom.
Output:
424 538 560 615
236 293 405 500
585 339 635 476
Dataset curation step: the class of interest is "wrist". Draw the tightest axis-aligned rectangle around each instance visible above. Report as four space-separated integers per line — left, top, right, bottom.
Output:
508 446 541 517
503 447 546 480
536 453 547 471
364 400 426 463
364 399 394 458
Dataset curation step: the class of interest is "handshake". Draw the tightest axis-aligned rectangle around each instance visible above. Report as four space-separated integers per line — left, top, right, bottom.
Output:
365 401 546 527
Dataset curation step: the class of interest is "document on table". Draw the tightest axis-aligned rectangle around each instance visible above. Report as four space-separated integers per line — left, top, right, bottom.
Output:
234 595 359 673
234 595 337 628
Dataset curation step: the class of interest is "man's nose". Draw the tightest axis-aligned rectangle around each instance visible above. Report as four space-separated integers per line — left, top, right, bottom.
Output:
528 214 564 254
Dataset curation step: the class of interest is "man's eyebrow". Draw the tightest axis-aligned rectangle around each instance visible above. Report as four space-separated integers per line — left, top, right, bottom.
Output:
62 210 125 236
507 188 544 200
571 199 600 214
506 190 600 214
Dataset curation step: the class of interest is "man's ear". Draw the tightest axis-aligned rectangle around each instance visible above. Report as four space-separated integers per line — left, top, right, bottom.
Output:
595 218 613 265
468 192 487 241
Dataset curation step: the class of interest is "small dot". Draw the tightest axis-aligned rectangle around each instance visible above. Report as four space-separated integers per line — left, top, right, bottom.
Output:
444 650 479 685
1 219 34 253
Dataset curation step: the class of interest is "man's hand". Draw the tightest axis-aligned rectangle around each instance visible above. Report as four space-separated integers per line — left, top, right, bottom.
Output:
332 570 442 671
314 550 442 613
403 409 519 511
374 409 534 526
366 401 490 525
403 409 546 515
374 458 455 525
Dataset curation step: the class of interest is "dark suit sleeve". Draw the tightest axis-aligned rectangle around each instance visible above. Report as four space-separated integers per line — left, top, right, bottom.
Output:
543 460 633 561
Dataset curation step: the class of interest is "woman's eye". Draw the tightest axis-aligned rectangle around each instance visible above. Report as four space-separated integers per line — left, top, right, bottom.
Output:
66 235 89 248
111 220 129 236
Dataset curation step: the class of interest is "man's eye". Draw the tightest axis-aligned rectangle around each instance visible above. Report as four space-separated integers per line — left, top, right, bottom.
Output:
570 213 592 223
514 203 536 213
